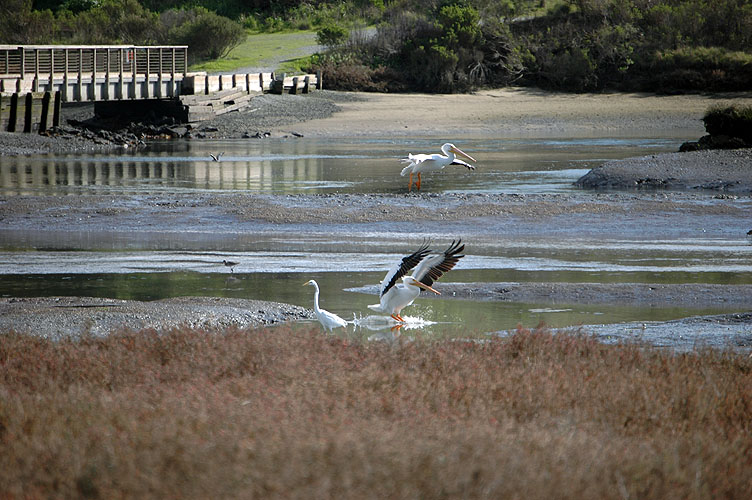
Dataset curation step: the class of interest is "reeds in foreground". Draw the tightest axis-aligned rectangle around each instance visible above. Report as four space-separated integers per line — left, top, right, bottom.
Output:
1 326 750 499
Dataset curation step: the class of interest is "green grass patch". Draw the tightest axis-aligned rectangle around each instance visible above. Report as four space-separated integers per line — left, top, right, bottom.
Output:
190 30 320 73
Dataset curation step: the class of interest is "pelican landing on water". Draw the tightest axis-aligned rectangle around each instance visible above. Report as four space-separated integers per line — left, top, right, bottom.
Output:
400 143 476 192
368 240 465 322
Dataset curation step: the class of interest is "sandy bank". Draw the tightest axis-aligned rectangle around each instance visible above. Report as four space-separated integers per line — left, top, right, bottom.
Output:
276 88 752 138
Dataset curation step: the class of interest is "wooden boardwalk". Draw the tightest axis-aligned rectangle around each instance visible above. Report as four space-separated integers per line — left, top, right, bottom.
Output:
0 45 188 101
0 44 322 131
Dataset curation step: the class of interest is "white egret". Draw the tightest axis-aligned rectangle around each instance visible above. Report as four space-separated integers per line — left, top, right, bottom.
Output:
303 280 348 331
368 240 465 322
400 143 476 191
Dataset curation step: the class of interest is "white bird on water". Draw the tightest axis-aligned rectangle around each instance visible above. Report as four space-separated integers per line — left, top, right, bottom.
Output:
368 240 465 322
400 143 476 191
210 152 225 162
303 279 348 331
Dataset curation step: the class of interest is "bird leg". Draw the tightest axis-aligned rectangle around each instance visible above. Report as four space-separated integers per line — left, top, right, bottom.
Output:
390 313 405 323
416 173 422 190
408 172 414 192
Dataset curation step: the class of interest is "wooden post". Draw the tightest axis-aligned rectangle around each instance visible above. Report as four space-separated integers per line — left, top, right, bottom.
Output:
91 48 97 100
119 48 124 99
63 49 69 102
8 93 18 132
132 47 137 98
291 76 299 94
39 91 51 133
157 47 163 98
145 48 150 98
52 90 61 127
171 47 176 96
33 49 39 92
104 48 110 100
20 49 25 86
23 92 33 133
316 70 322 90
303 75 310 94
49 48 54 94
77 48 83 101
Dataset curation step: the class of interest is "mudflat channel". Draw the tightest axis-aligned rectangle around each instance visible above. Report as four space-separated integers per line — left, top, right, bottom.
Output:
1 89 751 350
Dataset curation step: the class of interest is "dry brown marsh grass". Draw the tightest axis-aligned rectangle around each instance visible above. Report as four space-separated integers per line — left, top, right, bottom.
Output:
1 326 750 499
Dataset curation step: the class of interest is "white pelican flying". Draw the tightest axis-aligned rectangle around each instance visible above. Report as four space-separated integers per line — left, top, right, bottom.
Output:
400 143 476 191
368 240 465 322
303 280 348 331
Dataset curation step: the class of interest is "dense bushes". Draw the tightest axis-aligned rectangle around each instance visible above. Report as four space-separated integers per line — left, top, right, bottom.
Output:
512 0 752 92
163 7 245 63
314 2 523 93
4 0 244 64
8 0 752 93
703 105 752 144
312 0 752 93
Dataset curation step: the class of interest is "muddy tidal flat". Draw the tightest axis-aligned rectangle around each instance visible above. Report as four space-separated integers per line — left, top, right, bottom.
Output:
1 88 751 349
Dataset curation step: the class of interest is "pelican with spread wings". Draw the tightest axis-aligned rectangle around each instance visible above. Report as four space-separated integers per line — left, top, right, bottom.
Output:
368 240 465 322
400 143 476 191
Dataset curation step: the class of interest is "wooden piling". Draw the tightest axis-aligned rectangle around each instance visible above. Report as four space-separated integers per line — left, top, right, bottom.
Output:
52 90 61 127
7 93 18 132
23 92 33 133
39 91 50 133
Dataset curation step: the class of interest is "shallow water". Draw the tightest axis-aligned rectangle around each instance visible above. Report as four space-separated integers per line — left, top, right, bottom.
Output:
1 135 749 347
0 136 677 195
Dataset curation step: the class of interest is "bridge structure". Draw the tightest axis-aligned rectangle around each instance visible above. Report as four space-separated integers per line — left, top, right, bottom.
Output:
0 44 321 133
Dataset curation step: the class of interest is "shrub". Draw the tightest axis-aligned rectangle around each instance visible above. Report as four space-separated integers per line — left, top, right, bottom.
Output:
317 23 350 48
632 47 752 92
703 105 752 144
166 7 245 63
0 0 56 43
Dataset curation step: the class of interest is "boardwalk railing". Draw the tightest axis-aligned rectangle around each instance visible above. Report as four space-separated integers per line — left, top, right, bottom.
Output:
0 44 323 131
0 45 188 101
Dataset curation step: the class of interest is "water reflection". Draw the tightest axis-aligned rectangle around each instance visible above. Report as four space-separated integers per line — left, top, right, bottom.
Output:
0 271 737 337
0 136 681 195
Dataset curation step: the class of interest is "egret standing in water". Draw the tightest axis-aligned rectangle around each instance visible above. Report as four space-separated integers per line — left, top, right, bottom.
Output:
303 279 348 331
400 143 476 192
368 240 465 322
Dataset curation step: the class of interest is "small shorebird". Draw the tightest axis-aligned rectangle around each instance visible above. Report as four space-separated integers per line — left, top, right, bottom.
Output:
222 259 239 272
210 152 225 162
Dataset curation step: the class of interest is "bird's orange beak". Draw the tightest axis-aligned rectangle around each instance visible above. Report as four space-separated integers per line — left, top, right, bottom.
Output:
411 279 441 295
450 146 476 163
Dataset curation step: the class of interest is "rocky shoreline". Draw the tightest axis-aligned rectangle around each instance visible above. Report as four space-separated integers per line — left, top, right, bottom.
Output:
0 91 350 156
